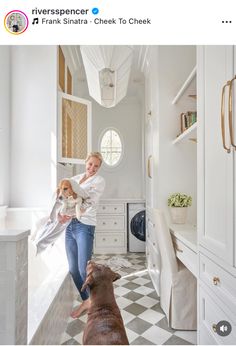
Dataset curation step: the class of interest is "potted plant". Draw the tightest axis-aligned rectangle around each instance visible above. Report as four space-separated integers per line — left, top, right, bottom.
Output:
168 193 192 224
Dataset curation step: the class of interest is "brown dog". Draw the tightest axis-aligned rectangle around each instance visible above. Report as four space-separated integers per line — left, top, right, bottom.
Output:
82 261 129 345
57 179 78 200
57 179 83 219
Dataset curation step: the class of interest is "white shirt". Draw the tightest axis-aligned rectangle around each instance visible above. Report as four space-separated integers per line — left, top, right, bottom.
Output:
71 173 105 226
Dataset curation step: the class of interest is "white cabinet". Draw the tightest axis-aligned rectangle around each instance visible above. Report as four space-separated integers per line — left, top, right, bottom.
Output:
94 200 127 254
199 280 236 345
198 45 236 344
146 207 161 295
58 92 92 165
144 60 154 209
0 231 30 345
198 46 234 265
144 46 197 298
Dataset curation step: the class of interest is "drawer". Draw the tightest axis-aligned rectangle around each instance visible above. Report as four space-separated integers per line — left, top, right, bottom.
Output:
146 241 161 295
199 282 236 344
97 215 125 230
95 232 125 248
146 240 161 272
199 253 236 317
146 215 158 248
98 204 125 214
172 237 197 277
96 215 125 230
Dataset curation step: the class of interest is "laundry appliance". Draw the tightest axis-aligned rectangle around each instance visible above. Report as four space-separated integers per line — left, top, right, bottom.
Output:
128 203 146 252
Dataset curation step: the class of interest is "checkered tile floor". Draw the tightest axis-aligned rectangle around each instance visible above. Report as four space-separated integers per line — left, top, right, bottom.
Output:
60 253 197 345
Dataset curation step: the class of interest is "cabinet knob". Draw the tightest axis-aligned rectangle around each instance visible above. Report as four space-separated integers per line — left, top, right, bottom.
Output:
153 242 155 246
102 238 106 241
212 324 217 333
102 206 106 210
103 222 106 225
114 222 117 225
114 238 118 242
213 276 220 286
114 207 117 210
153 263 156 267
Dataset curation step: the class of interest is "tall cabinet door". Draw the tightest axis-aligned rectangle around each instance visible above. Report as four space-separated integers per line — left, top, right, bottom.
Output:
198 46 234 265
145 64 154 209
234 47 236 268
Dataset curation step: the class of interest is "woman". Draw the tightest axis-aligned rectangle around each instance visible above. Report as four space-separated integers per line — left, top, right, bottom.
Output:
58 152 105 318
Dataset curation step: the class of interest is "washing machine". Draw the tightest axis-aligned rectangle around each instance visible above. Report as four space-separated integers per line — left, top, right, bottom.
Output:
128 203 146 252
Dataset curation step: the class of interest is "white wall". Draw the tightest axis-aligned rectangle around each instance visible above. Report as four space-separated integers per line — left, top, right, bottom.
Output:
74 80 144 199
0 47 10 206
10 46 58 208
92 98 143 199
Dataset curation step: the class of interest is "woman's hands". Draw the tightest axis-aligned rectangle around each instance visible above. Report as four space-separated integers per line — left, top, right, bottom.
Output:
58 213 72 224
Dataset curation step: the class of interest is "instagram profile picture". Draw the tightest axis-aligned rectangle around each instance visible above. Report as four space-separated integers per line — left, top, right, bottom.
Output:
4 10 29 35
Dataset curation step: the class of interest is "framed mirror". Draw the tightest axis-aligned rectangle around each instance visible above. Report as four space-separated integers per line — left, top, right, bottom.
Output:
58 92 92 164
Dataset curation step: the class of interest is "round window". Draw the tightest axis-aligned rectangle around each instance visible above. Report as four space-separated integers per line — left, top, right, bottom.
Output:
100 129 123 167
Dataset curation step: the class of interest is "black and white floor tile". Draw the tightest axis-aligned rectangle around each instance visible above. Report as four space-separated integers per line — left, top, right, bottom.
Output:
60 253 197 345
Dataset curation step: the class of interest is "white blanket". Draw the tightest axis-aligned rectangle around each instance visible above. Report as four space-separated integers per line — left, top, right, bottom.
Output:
33 199 70 255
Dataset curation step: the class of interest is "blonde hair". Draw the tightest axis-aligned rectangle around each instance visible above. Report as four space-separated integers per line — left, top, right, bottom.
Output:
85 152 103 166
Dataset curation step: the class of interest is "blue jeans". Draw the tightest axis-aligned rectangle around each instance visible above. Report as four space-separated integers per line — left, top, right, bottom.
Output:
65 219 95 301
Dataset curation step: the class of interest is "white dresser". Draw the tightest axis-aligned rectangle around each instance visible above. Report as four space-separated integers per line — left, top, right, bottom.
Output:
94 199 127 254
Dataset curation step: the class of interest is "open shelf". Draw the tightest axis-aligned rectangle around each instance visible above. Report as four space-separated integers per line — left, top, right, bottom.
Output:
172 65 197 104
172 122 197 145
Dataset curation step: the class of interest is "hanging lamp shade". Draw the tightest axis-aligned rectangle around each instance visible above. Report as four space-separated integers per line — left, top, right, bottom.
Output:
80 45 134 108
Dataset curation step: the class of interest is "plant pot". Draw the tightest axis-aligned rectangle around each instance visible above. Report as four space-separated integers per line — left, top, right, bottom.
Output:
170 207 188 224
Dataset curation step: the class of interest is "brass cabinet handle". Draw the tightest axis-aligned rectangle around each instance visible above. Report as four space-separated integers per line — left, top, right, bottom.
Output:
228 75 236 148
212 324 217 333
175 246 183 253
221 81 231 153
147 155 152 178
213 276 220 285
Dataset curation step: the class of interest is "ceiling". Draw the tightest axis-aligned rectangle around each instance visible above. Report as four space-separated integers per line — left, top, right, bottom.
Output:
61 45 147 99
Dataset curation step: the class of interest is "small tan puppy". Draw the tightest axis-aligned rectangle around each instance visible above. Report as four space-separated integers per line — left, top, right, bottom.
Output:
57 179 83 220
